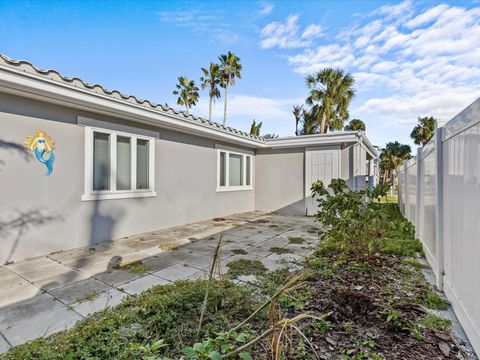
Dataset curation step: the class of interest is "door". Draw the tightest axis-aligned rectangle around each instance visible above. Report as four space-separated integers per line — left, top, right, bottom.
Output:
305 148 340 215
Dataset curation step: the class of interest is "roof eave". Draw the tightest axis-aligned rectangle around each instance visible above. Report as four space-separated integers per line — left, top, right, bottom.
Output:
0 65 265 148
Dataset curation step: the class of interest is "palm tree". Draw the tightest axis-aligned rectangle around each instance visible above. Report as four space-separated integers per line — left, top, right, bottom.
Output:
410 116 437 146
305 68 355 134
344 118 366 132
379 141 412 186
219 51 242 126
249 120 262 136
200 63 222 122
172 76 199 115
292 105 303 136
299 109 319 135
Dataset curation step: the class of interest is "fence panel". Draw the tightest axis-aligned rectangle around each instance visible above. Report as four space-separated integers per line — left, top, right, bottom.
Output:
418 141 438 275
397 98 480 355
442 114 480 355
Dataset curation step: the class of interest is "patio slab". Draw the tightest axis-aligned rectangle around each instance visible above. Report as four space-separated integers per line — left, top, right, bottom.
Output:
0 211 319 353
120 275 170 296
152 264 200 282
71 288 128 317
49 278 113 305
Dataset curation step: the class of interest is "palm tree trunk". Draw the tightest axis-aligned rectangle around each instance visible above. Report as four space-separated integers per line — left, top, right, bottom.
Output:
320 114 327 134
208 96 213 122
223 85 228 126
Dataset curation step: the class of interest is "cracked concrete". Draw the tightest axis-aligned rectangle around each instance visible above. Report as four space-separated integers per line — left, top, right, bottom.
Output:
0 211 319 352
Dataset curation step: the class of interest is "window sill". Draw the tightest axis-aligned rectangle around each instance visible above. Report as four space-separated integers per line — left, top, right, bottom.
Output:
216 186 253 193
81 190 156 201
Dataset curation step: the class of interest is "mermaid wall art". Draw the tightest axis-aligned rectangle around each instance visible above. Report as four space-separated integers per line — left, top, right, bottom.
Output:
24 130 56 175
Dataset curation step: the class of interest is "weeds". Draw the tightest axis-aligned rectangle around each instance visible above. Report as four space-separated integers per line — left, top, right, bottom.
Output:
288 237 305 244
113 260 149 274
269 247 291 255
417 314 451 332
226 259 267 278
423 291 449 310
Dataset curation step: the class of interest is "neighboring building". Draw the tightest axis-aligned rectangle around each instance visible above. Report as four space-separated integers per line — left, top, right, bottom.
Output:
0 55 377 263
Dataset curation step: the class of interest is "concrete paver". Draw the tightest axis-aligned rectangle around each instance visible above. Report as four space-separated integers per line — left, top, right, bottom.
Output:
71 288 128 317
0 334 10 353
152 264 200 282
49 278 112 305
0 212 319 353
120 275 170 296
0 268 40 308
2 300 82 346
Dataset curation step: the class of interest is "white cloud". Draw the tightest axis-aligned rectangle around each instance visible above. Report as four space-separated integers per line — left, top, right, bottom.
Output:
259 15 323 49
263 0 480 142
258 3 274 16
301 24 323 39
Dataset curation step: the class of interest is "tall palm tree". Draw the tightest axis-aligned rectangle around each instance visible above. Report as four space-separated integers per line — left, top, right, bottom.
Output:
219 51 242 126
200 63 222 122
344 118 366 132
306 68 355 134
292 105 303 136
410 116 437 146
379 141 412 186
172 76 199 115
249 119 262 136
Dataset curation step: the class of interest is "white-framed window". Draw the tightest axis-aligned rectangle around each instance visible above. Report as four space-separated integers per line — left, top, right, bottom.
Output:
82 126 156 201
216 146 253 192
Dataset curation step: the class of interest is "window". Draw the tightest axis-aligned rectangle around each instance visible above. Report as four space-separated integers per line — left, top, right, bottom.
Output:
83 126 155 200
217 148 253 191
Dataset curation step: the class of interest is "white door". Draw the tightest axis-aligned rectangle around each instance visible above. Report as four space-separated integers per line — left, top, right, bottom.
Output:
305 148 340 215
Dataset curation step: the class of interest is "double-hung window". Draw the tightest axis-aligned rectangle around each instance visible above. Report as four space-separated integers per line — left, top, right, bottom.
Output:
83 126 156 200
217 146 253 191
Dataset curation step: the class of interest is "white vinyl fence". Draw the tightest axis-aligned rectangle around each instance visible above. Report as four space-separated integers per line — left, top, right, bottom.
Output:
398 98 480 356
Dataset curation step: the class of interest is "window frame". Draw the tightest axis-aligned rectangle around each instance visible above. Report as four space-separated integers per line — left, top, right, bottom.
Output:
82 126 156 201
216 146 253 192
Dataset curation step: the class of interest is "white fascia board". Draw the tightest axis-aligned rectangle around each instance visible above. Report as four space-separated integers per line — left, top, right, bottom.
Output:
0 67 265 148
265 132 359 149
358 132 378 158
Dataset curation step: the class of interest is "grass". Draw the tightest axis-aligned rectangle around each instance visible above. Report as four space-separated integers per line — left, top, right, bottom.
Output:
226 259 267 278
423 291 449 310
376 195 398 204
269 247 291 255
231 249 248 255
288 236 305 244
77 292 100 303
113 260 149 274
417 313 451 331
1 281 258 360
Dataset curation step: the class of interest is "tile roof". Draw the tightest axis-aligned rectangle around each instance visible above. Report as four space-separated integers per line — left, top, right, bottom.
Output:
0 54 265 142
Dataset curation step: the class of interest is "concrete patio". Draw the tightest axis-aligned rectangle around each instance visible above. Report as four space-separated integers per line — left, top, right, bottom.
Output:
0 211 320 353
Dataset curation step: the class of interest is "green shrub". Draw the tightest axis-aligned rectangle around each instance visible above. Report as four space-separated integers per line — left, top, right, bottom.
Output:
311 179 421 260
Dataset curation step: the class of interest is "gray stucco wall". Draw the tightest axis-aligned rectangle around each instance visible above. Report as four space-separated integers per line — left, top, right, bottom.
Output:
341 144 354 188
255 148 305 215
0 93 255 263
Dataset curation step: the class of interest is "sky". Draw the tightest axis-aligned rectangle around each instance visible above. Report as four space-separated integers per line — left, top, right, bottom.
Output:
1 0 479 148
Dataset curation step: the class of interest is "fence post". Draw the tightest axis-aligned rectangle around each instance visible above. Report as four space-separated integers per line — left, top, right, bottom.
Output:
415 148 422 239
404 161 410 221
434 126 445 291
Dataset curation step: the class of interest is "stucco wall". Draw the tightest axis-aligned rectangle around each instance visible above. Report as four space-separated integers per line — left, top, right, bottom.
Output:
0 93 254 263
341 144 354 188
255 148 305 215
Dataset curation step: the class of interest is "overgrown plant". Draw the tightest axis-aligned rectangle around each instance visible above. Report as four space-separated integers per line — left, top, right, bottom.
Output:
311 179 388 261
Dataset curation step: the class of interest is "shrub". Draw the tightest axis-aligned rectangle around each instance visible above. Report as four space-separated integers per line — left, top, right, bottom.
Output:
311 179 421 261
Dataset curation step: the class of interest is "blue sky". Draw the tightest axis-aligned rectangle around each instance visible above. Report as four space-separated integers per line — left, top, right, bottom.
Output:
1 0 479 148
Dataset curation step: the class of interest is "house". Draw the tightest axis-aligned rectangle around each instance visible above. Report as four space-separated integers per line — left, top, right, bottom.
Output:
0 55 377 264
